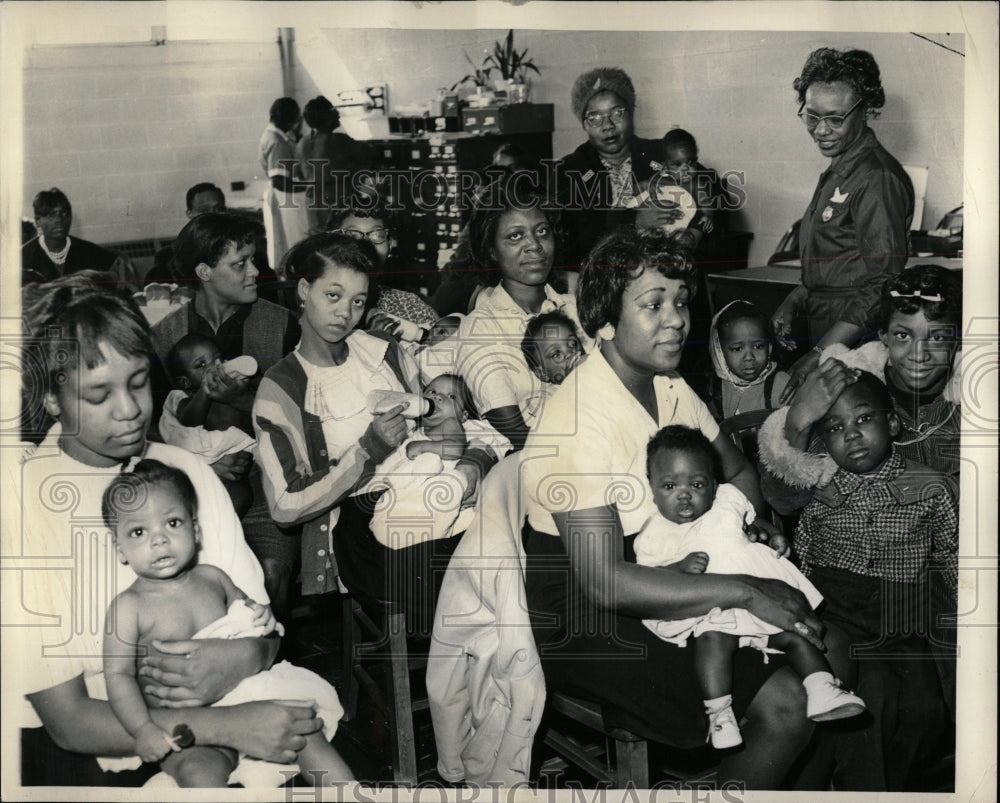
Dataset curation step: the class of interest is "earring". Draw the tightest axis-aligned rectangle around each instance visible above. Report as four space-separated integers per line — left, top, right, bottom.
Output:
597 323 615 341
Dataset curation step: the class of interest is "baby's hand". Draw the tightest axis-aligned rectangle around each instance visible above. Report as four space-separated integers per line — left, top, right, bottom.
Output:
766 532 792 559
245 599 277 634
135 721 178 763
678 552 709 574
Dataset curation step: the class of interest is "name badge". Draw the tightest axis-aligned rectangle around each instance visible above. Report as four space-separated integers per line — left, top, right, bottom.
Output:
822 205 834 222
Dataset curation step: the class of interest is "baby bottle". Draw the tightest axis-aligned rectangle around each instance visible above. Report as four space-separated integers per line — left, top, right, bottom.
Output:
221 356 258 378
366 389 435 418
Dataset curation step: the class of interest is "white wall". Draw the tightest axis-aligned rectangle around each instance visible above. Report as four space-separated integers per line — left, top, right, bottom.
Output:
315 28 964 267
22 39 284 244
21 29 963 267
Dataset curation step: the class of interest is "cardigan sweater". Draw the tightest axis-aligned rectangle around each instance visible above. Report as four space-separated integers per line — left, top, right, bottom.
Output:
253 331 418 595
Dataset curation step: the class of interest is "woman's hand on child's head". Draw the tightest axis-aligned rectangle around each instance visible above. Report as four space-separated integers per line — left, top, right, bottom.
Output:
678 551 709 574
784 358 861 429
135 721 179 763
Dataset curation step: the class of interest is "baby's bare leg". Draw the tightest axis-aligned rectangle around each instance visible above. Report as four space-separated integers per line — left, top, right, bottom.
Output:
769 630 835 679
160 745 238 788
296 732 356 786
693 631 740 699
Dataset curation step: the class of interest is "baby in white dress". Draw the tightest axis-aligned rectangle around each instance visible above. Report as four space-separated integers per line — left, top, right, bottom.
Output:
635 425 865 749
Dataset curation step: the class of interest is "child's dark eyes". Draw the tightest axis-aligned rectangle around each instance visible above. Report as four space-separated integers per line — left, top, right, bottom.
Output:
167 518 183 527
856 414 872 424
128 527 144 538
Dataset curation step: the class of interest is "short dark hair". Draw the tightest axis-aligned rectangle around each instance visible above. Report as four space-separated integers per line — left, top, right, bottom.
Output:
166 333 217 383
171 213 263 284
23 271 153 401
577 227 697 338
269 97 301 130
283 231 380 322
33 187 71 219
102 459 198 532
879 264 962 330
793 48 885 117
716 300 772 343
520 310 579 374
185 183 225 212
840 370 894 413
303 95 339 132
326 196 391 232
468 179 562 288
662 128 698 154
646 425 721 482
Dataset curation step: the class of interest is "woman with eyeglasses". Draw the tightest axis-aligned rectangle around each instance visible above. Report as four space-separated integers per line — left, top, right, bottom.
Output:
553 67 681 273
771 48 915 402
326 199 440 340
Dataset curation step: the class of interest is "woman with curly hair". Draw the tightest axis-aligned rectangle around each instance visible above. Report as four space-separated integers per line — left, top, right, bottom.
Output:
771 48 915 400
519 227 824 788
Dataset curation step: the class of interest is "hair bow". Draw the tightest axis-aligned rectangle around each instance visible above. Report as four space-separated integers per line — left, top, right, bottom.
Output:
889 289 943 303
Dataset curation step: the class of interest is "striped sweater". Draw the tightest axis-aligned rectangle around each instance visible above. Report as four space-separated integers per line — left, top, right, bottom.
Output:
253 330 419 595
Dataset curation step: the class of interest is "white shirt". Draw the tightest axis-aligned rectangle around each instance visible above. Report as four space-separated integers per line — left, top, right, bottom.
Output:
454 283 583 416
5 427 266 728
522 345 720 536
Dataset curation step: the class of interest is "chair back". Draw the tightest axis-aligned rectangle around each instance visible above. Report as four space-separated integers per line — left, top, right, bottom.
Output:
719 409 772 465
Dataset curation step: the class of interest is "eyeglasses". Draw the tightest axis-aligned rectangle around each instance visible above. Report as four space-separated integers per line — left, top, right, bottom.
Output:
797 96 864 130
334 227 390 245
583 106 628 128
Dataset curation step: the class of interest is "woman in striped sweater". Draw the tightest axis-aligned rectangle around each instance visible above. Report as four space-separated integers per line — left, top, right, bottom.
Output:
253 232 495 632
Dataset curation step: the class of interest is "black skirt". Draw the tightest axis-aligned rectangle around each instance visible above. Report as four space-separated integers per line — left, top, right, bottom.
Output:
522 521 787 748
332 492 463 637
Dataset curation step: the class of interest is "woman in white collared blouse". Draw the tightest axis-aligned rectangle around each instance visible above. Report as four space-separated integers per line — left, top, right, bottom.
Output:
452 181 587 450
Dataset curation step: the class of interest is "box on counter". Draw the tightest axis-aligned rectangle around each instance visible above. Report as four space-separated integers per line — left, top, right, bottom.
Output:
461 103 554 135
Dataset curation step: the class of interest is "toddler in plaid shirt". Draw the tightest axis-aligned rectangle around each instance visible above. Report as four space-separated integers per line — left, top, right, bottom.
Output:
796 371 958 602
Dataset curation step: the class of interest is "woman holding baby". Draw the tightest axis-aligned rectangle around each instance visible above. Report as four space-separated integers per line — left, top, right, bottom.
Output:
253 232 499 633
519 227 824 788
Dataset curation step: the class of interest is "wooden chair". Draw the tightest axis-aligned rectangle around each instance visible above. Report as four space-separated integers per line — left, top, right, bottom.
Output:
720 408 786 534
541 692 650 787
719 409 772 465
340 592 428 786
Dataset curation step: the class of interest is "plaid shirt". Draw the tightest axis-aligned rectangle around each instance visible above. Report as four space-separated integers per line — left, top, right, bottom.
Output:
795 449 958 593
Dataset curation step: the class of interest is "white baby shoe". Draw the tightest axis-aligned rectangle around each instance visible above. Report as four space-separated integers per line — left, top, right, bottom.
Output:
705 700 743 749
803 671 866 722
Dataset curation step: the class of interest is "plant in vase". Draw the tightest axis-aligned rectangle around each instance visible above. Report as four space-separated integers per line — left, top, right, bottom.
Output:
484 29 540 103
451 49 492 99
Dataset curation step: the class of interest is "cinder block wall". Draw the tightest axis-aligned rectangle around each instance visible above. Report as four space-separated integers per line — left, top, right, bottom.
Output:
22 40 284 244
318 28 964 267
22 30 963 268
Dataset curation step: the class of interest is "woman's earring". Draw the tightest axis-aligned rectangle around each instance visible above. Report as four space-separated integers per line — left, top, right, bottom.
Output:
598 323 615 341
